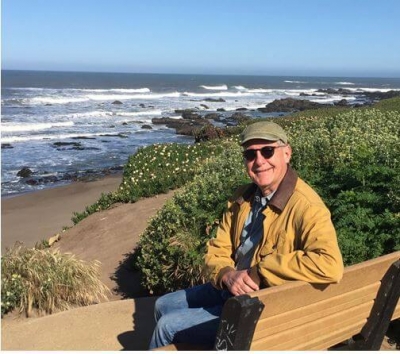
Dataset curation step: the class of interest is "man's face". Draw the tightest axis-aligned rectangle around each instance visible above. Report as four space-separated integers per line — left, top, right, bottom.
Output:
243 139 292 196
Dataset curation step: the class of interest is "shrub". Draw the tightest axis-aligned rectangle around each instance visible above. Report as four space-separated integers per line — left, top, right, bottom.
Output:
72 142 224 224
134 139 250 294
1 244 109 316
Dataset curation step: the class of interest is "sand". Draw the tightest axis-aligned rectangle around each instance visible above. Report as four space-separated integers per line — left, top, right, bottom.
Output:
1 175 124 252
1 176 175 350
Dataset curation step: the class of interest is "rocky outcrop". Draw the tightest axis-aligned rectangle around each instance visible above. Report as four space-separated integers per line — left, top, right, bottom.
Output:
152 117 208 136
257 98 329 113
17 167 33 178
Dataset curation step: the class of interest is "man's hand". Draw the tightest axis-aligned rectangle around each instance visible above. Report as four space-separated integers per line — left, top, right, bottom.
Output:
221 269 260 296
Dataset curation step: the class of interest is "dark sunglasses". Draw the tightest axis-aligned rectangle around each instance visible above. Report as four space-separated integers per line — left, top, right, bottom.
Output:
242 145 286 161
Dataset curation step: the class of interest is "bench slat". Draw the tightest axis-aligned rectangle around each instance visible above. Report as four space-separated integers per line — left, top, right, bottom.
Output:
251 252 400 320
253 282 379 339
251 301 373 350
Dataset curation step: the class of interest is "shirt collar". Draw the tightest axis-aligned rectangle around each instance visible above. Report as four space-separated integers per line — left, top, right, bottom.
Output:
235 165 298 212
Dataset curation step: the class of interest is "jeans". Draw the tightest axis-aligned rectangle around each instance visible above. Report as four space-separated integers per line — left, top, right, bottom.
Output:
148 282 232 349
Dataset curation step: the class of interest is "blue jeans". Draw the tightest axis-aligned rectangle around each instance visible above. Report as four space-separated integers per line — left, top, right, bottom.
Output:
148 282 232 349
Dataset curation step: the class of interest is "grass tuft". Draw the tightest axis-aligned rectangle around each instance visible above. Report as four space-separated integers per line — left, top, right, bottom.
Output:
1 243 110 317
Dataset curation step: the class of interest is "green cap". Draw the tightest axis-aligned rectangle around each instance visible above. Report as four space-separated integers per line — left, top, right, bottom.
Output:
240 121 288 145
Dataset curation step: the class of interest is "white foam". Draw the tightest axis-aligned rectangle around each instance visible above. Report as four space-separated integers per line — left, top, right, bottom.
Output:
233 86 248 91
308 95 356 103
352 87 400 93
1 132 109 143
1 121 74 133
200 85 228 90
335 82 355 85
114 110 163 117
29 97 88 105
82 88 151 93
59 111 111 119
86 92 181 100
183 91 254 98
284 80 307 84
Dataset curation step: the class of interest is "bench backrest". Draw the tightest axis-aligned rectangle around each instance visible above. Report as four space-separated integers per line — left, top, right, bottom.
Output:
214 251 400 351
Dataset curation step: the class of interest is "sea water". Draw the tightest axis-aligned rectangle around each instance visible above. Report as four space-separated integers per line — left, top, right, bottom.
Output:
2 70 400 196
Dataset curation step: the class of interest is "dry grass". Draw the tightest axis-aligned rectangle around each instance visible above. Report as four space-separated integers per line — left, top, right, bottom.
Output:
1 243 110 317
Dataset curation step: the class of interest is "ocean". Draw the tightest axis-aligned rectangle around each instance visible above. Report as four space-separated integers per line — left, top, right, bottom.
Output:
2 70 400 197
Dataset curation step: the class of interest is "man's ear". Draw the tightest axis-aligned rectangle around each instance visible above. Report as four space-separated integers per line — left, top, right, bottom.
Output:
284 144 292 164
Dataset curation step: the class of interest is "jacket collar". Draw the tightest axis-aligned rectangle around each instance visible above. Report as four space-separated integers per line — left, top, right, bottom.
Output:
235 165 298 212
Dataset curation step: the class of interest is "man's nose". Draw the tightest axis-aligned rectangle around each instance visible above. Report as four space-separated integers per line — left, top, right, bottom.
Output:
253 150 266 164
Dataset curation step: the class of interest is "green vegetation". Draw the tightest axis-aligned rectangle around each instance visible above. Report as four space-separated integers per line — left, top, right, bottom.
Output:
71 142 224 224
1 244 109 316
2 97 399 314
133 102 400 294
134 140 250 294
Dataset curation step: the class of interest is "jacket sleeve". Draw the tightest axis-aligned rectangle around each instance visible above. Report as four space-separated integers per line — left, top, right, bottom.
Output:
203 200 236 289
256 203 344 287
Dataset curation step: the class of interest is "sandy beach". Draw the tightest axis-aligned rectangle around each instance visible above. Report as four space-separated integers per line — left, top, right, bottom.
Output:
1 175 123 253
1 174 176 350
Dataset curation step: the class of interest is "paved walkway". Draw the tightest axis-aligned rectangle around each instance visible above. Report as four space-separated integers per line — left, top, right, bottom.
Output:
2 297 157 350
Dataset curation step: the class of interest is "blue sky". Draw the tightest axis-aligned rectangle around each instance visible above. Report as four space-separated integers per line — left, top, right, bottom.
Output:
2 0 400 77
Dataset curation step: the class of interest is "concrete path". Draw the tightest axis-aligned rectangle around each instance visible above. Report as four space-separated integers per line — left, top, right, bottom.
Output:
1 297 157 350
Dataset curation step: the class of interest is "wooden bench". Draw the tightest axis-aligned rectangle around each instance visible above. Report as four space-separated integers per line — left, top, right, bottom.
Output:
156 251 400 351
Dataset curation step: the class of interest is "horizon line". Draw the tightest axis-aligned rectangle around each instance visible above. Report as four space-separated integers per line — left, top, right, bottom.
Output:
2 68 400 80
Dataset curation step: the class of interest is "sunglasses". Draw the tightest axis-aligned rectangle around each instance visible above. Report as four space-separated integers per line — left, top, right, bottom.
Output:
242 145 286 161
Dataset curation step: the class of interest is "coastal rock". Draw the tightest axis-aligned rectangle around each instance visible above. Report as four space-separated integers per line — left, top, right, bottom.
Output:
152 116 208 136
229 112 251 124
181 110 202 120
141 124 153 129
204 98 225 102
257 98 329 113
100 133 129 138
53 142 83 150
112 100 123 105
194 124 226 142
316 88 353 95
204 113 221 121
17 167 33 178
53 142 82 147
334 99 349 106
1 143 13 149
362 90 400 101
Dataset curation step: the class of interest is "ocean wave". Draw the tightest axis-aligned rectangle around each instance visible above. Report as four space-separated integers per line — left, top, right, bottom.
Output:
335 82 355 85
1 132 109 143
29 97 88 105
86 92 181 100
57 111 112 119
183 91 254 98
352 87 400 93
114 110 163 117
79 88 151 93
233 86 247 90
308 95 356 103
200 85 228 90
1 121 74 133
284 80 307 84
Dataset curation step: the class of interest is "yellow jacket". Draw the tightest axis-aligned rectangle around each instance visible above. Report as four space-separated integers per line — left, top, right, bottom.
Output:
204 166 344 289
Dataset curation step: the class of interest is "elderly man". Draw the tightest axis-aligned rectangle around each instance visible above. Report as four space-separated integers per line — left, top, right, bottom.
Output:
149 121 343 349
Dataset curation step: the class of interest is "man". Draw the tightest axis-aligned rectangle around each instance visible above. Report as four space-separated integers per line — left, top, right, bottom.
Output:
149 121 343 349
